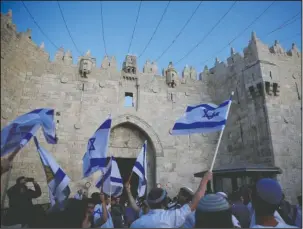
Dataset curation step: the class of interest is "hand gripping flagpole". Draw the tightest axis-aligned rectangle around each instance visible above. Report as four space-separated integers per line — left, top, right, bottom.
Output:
209 91 234 172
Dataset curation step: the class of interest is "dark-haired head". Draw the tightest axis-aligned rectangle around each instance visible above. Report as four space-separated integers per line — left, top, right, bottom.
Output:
178 187 194 205
91 192 101 205
230 190 243 203
62 198 91 228
147 188 168 209
16 176 26 185
251 178 282 218
195 194 233 228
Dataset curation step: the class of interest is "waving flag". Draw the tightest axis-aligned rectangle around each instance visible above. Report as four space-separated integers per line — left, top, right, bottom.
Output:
171 97 233 135
1 108 57 157
96 156 123 197
132 141 147 197
83 116 112 178
34 137 70 206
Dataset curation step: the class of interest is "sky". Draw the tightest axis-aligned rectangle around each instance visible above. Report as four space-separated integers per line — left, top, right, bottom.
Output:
1 1 302 75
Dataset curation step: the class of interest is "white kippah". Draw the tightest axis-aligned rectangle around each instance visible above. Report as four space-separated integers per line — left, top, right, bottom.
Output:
216 192 228 199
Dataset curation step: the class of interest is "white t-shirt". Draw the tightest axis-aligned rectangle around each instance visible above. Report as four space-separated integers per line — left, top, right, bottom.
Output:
93 204 114 228
131 204 192 228
251 222 298 228
250 211 285 228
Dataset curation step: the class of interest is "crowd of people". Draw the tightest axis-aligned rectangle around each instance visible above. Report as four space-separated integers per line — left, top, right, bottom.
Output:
1 170 302 228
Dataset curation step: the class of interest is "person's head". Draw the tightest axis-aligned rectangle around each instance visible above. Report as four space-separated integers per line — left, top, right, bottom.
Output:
111 197 117 205
116 197 120 204
195 194 233 228
104 194 111 205
86 198 95 217
178 187 194 205
91 192 101 205
78 189 83 195
62 198 91 228
229 190 243 204
251 178 282 218
239 185 251 205
147 188 169 209
16 176 26 185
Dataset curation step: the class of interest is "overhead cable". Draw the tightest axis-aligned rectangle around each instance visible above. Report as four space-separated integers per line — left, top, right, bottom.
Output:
175 1 237 65
138 1 171 58
128 1 142 54
100 1 108 56
57 1 83 56
155 1 203 62
21 1 59 50
201 1 276 66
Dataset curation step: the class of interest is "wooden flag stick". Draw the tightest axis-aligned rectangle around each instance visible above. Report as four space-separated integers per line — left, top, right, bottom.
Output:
209 91 234 172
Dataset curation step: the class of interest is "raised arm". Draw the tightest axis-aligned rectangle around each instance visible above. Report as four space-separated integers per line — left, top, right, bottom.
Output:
125 182 140 213
189 171 212 211
30 180 42 198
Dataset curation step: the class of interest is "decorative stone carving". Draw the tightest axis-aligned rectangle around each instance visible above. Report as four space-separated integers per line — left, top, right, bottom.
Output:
189 66 197 80
287 43 300 57
123 55 137 75
270 40 285 54
165 62 178 88
182 65 190 82
74 123 81 129
55 47 64 62
63 50 73 65
22 28 32 39
143 60 158 74
60 76 68 83
79 51 95 77
101 56 110 69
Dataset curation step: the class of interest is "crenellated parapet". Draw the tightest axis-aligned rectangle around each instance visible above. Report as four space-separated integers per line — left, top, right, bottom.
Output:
143 60 158 74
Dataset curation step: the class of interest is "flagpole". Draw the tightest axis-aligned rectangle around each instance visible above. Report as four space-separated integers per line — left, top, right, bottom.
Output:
188 135 190 154
209 91 234 172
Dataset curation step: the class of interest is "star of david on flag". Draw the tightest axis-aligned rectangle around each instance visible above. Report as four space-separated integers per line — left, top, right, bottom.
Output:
82 115 112 178
171 96 233 135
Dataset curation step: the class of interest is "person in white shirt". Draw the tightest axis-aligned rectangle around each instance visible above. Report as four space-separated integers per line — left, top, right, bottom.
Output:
130 171 212 228
250 178 298 228
74 189 84 200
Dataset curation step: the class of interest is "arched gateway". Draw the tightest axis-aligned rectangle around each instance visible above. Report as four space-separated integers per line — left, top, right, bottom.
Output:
109 114 163 199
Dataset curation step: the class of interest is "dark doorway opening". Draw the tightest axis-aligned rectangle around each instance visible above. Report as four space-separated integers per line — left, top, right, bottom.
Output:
115 157 138 204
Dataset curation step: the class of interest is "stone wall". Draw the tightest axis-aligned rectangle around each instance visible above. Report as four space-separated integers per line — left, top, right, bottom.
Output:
1 9 301 206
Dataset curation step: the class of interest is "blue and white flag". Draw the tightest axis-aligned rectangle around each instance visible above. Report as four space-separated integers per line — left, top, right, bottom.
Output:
96 156 123 197
1 108 57 157
34 137 70 206
132 141 147 198
83 116 112 178
171 97 232 135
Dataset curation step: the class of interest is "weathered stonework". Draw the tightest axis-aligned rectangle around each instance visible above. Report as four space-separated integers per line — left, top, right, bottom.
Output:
1 10 301 206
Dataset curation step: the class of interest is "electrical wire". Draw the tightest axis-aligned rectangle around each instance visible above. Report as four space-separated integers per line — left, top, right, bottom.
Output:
138 1 171 59
155 1 203 62
175 1 237 65
128 1 142 54
265 12 301 37
21 1 59 50
280 33 301 43
100 1 108 56
57 1 83 56
200 0 276 66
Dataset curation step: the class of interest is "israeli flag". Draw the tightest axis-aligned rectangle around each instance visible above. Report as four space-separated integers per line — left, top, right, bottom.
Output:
83 116 112 178
34 137 70 206
96 157 123 197
132 141 147 198
1 108 57 157
171 97 232 135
